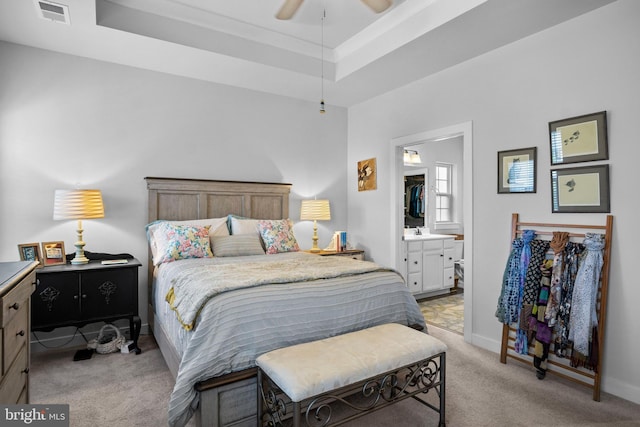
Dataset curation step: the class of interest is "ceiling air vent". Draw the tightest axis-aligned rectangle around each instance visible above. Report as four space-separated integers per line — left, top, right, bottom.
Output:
35 0 70 25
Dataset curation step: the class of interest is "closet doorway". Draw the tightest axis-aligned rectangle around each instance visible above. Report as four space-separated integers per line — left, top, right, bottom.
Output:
404 168 428 229
389 121 473 343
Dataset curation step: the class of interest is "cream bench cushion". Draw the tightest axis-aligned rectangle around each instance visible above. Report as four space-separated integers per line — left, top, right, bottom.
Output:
255 323 447 402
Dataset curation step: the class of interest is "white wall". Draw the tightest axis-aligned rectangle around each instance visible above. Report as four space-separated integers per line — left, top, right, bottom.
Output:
348 0 640 403
0 41 349 343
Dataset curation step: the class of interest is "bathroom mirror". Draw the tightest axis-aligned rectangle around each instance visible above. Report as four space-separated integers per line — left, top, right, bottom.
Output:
404 168 428 229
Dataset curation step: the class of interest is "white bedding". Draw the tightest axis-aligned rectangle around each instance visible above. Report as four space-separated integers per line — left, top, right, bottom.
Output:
153 252 426 427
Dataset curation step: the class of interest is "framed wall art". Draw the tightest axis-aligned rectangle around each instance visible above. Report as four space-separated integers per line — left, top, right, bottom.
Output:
357 157 377 191
497 147 537 194
551 164 610 213
41 241 67 266
18 242 44 267
549 111 608 165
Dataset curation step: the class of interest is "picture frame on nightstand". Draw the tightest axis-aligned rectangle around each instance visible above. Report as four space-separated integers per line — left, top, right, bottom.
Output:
41 241 66 266
18 242 44 267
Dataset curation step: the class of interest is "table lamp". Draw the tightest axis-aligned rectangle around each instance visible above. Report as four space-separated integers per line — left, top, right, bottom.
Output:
300 199 331 252
53 189 104 265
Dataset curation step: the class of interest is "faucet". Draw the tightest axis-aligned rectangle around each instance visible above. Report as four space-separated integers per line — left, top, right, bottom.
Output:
415 227 422 235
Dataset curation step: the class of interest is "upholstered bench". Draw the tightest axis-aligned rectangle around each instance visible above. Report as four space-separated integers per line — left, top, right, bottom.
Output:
256 323 447 427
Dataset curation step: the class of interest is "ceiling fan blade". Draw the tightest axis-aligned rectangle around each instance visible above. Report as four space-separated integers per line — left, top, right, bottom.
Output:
361 0 393 14
276 0 304 20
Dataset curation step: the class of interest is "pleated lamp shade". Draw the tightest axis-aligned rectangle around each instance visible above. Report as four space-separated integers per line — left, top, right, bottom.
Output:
53 189 104 220
300 199 330 252
299 200 331 221
53 189 104 265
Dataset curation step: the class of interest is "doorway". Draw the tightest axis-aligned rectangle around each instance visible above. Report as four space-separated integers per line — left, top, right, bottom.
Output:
389 122 473 342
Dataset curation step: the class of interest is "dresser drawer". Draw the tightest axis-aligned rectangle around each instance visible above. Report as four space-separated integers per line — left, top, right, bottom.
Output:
407 272 422 293
0 344 28 404
444 267 455 288
1 270 35 328
443 248 455 269
4 302 29 372
407 252 422 273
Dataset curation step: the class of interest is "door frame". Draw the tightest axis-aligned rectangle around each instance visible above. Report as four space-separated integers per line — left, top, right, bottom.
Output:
389 121 473 342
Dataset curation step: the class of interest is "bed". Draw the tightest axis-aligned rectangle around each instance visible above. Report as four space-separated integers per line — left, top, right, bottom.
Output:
145 177 427 427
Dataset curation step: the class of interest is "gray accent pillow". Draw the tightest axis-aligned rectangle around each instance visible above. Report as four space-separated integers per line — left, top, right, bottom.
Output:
211 234 265 257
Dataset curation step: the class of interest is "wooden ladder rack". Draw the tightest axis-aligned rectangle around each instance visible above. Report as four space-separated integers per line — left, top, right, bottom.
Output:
499 213 613 401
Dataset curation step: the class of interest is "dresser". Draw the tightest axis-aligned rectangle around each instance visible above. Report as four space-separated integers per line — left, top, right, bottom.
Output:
0 261 38 404
33 259 142 354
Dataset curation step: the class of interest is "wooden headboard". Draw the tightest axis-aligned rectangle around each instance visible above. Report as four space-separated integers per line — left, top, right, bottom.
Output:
146 177 291 222
144 177 292 328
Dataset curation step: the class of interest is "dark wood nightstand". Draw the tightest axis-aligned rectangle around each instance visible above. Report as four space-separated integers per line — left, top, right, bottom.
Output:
304 249 365 260
33 258 142 354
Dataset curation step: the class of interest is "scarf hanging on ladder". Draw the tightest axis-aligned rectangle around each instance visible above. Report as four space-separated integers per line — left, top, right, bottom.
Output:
569 233 605 368
495 230 536 326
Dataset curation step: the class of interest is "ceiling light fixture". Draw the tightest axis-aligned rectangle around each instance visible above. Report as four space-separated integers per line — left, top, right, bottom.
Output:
403 149 422 165
276 0 392 20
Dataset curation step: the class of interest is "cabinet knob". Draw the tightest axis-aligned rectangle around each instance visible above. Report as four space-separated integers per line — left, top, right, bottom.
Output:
10 302 19 310
413 282 418 285
74 295 79 300
22 368 29 375
17 330 25 337
82 294 87 299
413 261 418 265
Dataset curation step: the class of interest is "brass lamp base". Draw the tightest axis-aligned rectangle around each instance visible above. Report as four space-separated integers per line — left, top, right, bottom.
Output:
309 220 321 252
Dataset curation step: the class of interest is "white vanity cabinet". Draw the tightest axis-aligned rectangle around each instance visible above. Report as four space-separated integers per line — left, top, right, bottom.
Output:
403 235 455 295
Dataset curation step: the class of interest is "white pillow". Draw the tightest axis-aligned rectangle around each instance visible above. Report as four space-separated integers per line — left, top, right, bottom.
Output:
229 216 260 235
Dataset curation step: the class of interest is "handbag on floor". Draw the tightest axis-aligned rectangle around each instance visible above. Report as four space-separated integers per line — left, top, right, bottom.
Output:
87 324 126 354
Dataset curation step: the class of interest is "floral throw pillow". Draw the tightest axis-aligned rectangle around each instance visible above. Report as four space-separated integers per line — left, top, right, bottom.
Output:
153 223 213 265
257 219 300 255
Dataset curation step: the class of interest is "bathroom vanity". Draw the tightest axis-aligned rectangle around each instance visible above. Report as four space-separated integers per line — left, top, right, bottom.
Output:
402 233 455 296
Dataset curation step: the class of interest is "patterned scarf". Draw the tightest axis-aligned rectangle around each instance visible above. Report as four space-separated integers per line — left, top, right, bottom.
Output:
554 241 584 358
569 233 605 360
545 232 570 327
532 259 554 374
496 230 536 325
515 239 551 354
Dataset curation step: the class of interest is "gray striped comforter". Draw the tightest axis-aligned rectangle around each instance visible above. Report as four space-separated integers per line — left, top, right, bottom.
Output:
156 252 426 427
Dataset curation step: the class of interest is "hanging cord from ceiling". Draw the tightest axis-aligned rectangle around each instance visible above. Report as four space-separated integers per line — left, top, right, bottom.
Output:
320 8 326 114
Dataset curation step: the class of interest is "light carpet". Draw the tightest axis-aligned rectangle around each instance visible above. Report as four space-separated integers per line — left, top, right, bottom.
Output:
31 326 640 426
